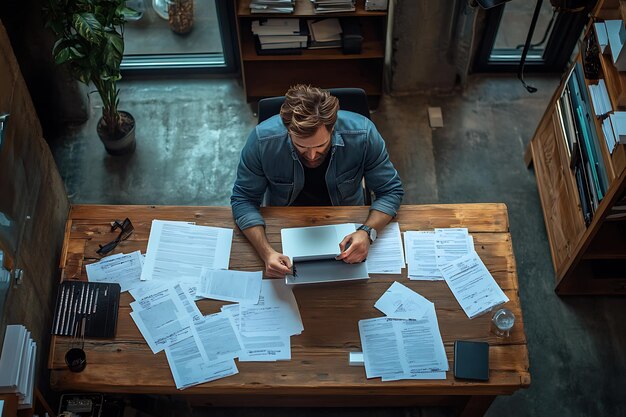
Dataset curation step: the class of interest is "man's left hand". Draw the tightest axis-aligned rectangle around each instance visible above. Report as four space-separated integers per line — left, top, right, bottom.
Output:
337 230 370 264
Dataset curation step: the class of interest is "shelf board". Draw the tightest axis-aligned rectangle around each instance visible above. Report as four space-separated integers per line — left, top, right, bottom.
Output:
238 0 387 17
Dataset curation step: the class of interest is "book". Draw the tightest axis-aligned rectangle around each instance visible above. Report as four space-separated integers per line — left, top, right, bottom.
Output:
453 340 489 381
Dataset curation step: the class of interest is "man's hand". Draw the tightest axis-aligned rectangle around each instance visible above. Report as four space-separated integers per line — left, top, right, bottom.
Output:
263 250 293 278
337 230 370 264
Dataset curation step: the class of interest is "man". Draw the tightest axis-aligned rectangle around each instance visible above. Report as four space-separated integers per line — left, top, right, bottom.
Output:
231 85 404 278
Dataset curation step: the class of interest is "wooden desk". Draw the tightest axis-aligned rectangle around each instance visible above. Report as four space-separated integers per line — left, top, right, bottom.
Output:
48 204 529 417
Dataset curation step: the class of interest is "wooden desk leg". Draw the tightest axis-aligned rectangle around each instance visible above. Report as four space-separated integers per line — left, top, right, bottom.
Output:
458 395 496 417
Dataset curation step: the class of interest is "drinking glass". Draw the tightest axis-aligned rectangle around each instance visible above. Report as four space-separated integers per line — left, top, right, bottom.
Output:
491 307 515 338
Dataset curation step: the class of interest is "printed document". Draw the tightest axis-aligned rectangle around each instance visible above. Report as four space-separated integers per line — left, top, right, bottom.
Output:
190 312 243 362
439 252 509 319
435 228 474 267
165 335 238 390
374 281 431 320
359 305 448 381
86 250 144 292
197 268 262 304
129 284 200 353
141 220 233 281
404 231 443 280
239 279 303 336
221 304 292 361
366 222 405 274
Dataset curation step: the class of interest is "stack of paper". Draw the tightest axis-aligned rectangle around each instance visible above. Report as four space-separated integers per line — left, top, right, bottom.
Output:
360 283 447 381
404 228 508 319
130 284 241 389
312 0 355 14
589 79 612 117
220 279 303 361
252 19 308 51
603 116 618 155
595 22 609 54
610 111 626 148
0 325 37 409
605 20 626 71
307 18 342 49
249 0 294 14
141 220 233 284
404 228 474 280
365 222 405 274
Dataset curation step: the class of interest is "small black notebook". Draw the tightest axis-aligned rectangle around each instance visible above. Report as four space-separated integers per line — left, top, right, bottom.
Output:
453 340 490 381
51 281 120 338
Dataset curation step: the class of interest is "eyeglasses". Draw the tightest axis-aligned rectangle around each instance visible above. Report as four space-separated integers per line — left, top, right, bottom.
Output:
96 218 134 256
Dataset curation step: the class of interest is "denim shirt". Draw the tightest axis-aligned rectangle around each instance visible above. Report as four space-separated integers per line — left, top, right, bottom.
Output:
231 110 404 230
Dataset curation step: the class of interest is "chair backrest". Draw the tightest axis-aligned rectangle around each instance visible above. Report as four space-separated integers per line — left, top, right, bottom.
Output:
257 87 370 124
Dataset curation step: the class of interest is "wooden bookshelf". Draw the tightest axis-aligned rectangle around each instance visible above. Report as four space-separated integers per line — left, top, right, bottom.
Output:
235 0 388 104
525 0 626 294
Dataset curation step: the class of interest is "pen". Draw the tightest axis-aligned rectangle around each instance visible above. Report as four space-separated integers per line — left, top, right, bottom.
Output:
291 264 297 277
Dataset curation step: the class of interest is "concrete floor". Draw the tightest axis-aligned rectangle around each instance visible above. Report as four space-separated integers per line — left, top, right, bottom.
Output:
50 75 626 417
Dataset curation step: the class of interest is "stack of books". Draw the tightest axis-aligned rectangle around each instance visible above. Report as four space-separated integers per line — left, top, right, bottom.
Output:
0 325 37 410
311 0 355 14
252 19 308 54
249 0 295 14
307 18 342 49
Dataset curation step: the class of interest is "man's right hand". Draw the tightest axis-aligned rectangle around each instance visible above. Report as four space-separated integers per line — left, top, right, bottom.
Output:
263 250 292 278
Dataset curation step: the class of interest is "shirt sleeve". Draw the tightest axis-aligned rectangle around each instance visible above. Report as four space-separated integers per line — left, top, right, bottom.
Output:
363 121 404 217
230 128 268 230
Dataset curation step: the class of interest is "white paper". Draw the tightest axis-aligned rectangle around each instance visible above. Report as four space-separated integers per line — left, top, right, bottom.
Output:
198 268 262 304
191 312 244 362
131 284 202 322
439 252 509 319
366 222 405 274
129 284 201 353
130 303 192 354
240 279 303 336
165 335 238 390
435 228 474 267
220 304 292 361
86 250 144 292
404 231 443 280
374 281 431 320
359 305 448 381
141 220 233 281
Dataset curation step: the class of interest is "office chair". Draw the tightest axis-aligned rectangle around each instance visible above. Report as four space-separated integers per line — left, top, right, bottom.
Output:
257 87 371 123
257 88 373 205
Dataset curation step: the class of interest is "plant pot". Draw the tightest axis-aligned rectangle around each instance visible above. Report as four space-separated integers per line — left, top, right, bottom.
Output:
97 111 136 156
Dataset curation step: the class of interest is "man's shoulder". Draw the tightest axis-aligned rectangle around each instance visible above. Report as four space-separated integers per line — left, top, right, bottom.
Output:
335 110 371 133
255 115 288 142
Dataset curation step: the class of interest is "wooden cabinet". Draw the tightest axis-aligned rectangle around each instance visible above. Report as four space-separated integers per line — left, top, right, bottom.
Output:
526 0 626 294
234 0 387 104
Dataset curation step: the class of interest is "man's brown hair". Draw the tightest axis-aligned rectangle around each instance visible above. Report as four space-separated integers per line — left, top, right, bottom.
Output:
280 84 339 137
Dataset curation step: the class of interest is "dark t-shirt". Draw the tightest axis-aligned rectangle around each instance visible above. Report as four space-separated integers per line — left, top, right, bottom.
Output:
292 156 332 206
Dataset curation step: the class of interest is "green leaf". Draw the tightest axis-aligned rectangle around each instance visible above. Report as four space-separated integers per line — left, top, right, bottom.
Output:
73 13 102 43
54 47 72 65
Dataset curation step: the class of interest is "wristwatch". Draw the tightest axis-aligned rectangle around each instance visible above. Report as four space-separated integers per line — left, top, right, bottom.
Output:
357 225 377 243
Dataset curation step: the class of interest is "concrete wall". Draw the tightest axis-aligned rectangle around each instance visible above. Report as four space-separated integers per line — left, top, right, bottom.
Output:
388 0 481 93
0 17 70 397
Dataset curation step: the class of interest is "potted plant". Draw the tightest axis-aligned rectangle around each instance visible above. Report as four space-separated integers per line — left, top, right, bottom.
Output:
44 0 140 155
